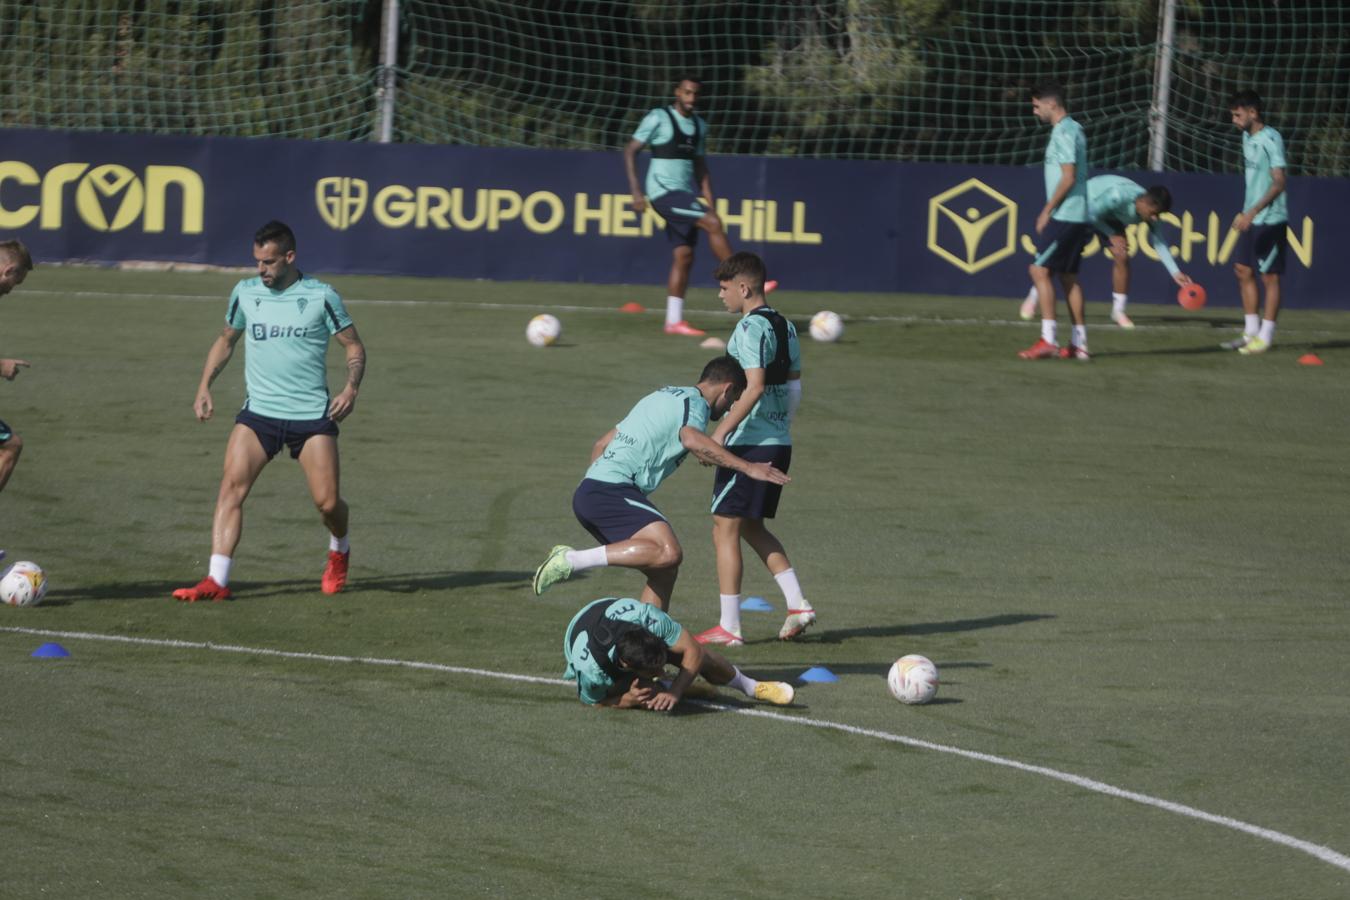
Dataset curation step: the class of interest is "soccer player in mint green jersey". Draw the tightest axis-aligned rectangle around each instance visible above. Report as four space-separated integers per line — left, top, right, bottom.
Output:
1225 90 1290 355
1021 83 1094 361
623 76 776 338
696 251 812 648
0 239 36 562
173 221 367 602
532 356 789 611
1020 176 1193 328
562 596 794 710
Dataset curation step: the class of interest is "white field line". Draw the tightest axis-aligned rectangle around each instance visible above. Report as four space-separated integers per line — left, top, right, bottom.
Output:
4 625 1349 875
23 289 1336 335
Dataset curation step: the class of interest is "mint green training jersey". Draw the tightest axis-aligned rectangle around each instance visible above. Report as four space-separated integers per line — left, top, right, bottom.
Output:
1243 126 1289 225
725 311 801 447
585 386 709 495
1087 175 1181 277
225 275 354 420
1045 116 1089 223
563 597 683 705
632 106 708 201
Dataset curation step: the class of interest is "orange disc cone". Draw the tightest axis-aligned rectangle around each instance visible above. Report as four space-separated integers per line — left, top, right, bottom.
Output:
1297 353 1324 366
619 302 645 313
1177 283 1206 310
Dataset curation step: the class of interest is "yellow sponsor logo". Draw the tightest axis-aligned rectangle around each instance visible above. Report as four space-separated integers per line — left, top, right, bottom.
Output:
0 161 203 233
927 178 1018 273
314 178 822 244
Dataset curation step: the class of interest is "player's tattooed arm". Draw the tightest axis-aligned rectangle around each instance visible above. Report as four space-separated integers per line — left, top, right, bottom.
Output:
336 326 366 389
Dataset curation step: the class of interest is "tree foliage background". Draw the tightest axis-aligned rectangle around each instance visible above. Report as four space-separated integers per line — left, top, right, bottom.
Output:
0 0 1345 175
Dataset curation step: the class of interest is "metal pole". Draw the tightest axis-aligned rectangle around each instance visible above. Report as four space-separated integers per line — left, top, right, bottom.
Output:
377 0 400 143
1148 0 1178 171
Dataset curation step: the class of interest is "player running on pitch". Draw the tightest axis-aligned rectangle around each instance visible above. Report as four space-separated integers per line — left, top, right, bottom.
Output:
173 221 366 601
533 356 790 611
563 596 795 709
1020 175 1192 328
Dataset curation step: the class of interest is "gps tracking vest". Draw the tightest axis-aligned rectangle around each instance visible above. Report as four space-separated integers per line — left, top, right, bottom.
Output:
573 600 644 683
650 108 702 160
748 306 792 385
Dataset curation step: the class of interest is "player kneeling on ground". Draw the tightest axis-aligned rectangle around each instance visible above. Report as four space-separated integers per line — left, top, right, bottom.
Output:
564 596 795 710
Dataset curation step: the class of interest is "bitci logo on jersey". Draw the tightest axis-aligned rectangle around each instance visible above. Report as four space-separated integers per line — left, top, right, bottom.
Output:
250 324 311 341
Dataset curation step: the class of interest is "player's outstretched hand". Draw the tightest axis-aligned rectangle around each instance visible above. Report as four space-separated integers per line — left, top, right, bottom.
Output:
617 678 656 709
193 387 213 422
645 689 681 712
328 387 358 422
747 462 791 485
1172 272 1193 286
0 359 29 380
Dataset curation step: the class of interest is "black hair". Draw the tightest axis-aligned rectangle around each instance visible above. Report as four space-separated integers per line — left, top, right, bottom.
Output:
1229 89 1263 116
1031 82 1067 108
699 355 748 393
614 629 669 673
254 220 296 254
713 251 767 294
1143 185 1173 213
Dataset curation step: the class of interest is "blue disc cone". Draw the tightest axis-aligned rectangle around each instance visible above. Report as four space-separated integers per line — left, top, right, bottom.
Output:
798 666 838 683
740 596 773 612
31 642 70 659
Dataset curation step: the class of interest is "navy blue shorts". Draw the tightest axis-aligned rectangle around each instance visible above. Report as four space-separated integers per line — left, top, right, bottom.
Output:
236 409 338 460
1234 223 1288 275
0 416 11 442
711 445 792 519
572 478 669 545
1032 220 1094 274
651 191 709 247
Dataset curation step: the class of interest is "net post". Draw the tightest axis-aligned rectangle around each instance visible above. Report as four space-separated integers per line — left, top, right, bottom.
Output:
376 0 400 143
1148 0 1178 171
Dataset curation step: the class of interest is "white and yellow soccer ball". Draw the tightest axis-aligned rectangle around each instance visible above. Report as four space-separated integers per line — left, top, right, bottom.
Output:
1 561 48 607
525 314 562 347
809 310 844 343
887 654 938 705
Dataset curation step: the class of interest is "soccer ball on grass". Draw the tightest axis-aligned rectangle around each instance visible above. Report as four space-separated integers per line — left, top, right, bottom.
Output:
1 561 49 607
887 654 938 704
526 314 562 347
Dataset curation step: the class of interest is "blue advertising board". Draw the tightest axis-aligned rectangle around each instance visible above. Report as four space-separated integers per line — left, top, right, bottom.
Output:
0 128 1343 307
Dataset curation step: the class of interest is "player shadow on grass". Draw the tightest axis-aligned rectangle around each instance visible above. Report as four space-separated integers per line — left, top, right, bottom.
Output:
44 569 532 604
1095 337 1350 360
802 612 1055 645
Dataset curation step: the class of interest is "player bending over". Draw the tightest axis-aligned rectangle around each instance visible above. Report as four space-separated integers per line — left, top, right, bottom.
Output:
533 355 790 611
564 596 795 709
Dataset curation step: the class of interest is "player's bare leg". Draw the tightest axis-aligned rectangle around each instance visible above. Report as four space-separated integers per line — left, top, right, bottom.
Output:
741 518 816 640
671 642 794 705
1108 235 1135 328
697 211 732 262
1222 262 1261 350
663 245 704 336
0 434 23 493
1019 264 1061 358
298 434 350 593
1061 274 1090 360
638 564 678 612
697 514 747 646
1240 272 1282 355
174 424 268 602
533 520 682 604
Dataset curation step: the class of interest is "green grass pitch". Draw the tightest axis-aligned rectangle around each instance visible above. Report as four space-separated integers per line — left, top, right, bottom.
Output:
2 267 1348 897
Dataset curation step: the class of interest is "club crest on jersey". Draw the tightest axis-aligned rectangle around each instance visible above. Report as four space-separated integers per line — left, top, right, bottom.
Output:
297 297 308 314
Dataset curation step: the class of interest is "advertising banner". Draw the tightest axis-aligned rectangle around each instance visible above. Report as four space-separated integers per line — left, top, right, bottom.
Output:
0 129 1342 308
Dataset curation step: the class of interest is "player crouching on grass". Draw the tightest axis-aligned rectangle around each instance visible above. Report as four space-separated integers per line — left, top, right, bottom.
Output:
564 596 795 710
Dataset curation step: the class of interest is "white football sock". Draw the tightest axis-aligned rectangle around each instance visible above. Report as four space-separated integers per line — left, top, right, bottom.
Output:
565 546 608 571
330 534 350 554
1041 319 1057 345
665 295 684 326
726 667 758 697
1258 319 1277 344
1111 292 1128 315
1244 314 1260 336
209 554 232 587
1071 324 1088 348
719 594 742 634
774 568 809 611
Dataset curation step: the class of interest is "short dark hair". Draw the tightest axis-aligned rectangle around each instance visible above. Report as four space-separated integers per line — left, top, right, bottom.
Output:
1229 89 1262 116
1143 185 1172 213
675 74 703 88
1031 82 1067 107
699 355 747 392
615 629 669 673
713 251 767 294
0 239 34 272
254 220 296 254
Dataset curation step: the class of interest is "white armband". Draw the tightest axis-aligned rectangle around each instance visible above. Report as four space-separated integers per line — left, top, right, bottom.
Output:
786 380 802 420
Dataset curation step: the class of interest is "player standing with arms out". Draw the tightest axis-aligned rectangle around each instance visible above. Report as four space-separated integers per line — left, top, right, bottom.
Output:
1223 90 1289 355
0 239 36 563
563 596 795 710
1020 176 1192 328
173 221 366 602
696 252 812 647
623 75 775 338
1019 83 1094 361
532 356 790 611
